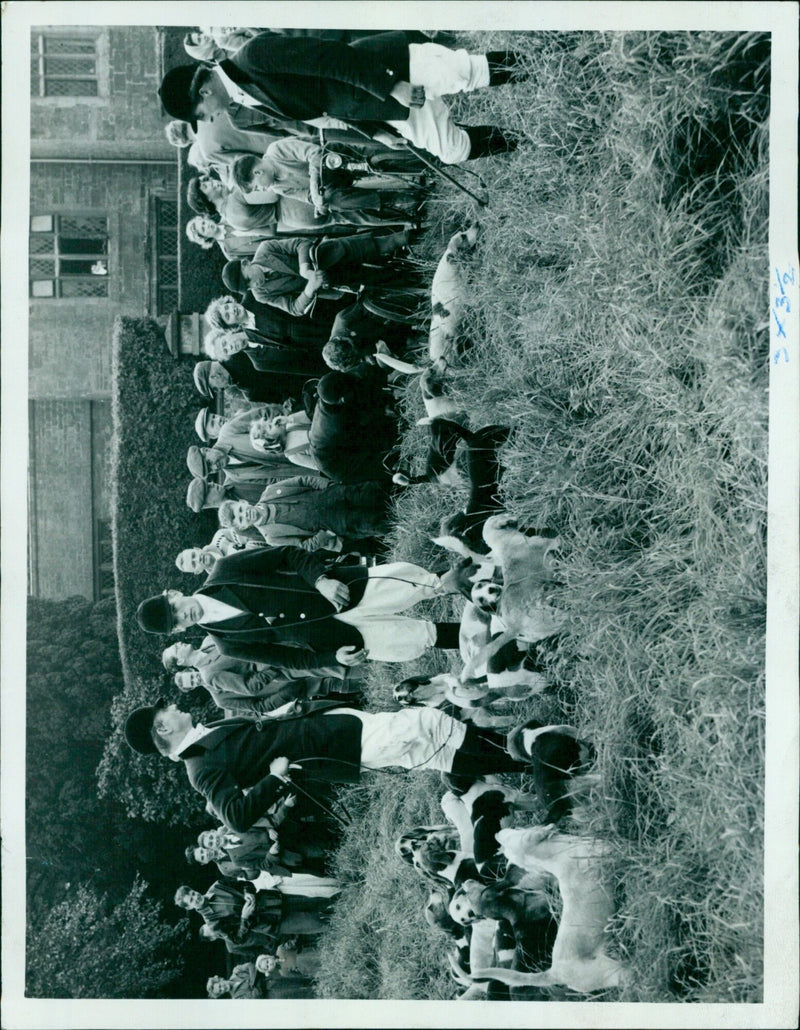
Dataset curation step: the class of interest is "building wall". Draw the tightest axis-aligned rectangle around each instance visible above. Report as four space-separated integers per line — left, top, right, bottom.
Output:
28 26 178 598
30 26 174 159
28 160 177 399
28 400 114 599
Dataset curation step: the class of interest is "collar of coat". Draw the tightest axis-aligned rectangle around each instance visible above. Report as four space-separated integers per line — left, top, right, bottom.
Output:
181 699 348 757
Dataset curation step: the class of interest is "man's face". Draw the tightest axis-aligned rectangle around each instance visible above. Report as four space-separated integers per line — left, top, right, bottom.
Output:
231 500 261 531
180 887 205 910
194 76 229 121
173 641 196 667
208 363 232 389
202 447 228 471
250 162 277 190
193 846 213 865
153 704 194 746
176 548 209 574
163 641 194 669
164 590 203 632
208 978 229 998
205 413 226 439
218 331 248 360
175 670 202 693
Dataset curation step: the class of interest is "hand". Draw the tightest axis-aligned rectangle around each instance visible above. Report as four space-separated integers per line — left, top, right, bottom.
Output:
315 576 350 610
303 269 328 293
283 793 297 807
241 895 256 919
269 756 291 779
336 644 369 667
373 130 409 151
390 80 426 107
318 530 343 551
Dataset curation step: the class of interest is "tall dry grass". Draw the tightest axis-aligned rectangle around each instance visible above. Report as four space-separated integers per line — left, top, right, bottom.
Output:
314 31 768 1002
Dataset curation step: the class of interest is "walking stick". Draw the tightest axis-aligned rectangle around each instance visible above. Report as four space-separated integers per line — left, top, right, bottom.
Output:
322 125 490 208
395 140 489 207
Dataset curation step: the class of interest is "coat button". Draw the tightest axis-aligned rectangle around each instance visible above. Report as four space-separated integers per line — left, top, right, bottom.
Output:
276 489 281 495
279 613 285 618
300 613 306 619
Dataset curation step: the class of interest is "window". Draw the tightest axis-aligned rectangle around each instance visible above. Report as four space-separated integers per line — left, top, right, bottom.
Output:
29 215 109 298
30 32 99 97
153 198 178 314
94 518 115 601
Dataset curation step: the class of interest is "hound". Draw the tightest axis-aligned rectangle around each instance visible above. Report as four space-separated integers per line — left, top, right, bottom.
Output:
374 224 480 417
470 826 627 994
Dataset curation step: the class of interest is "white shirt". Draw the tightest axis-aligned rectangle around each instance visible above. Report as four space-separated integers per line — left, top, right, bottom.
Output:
173 722 212 760
212 65 350 130
214 64 263 109
194 592 251 624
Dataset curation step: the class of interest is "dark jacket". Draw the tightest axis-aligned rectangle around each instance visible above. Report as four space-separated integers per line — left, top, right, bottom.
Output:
196 545 369 668
224 33 412 126
199 877 283 944
242 329 329 378
308 368 398 483
183 707 364 831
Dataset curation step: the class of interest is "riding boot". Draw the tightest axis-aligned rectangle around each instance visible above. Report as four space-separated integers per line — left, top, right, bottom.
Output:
464 125 520 160
374 227 411 255
433 621 461 649
450 743 530 777
486 51 526 86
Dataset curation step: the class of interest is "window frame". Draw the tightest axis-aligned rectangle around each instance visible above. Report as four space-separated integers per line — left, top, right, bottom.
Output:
29 213 110 300
149 194 179 316
30 30 100 98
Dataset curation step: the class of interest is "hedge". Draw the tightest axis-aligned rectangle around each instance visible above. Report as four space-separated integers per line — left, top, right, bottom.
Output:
99 315 220 823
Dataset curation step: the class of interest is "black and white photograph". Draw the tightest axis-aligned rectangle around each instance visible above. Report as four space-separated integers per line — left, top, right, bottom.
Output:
1 1 797 1027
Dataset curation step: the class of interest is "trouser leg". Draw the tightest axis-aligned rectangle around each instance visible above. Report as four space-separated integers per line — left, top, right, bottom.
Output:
463 125 520 159
316 231 408 271
450 723 530 776
407 42 490 93
387 98 472 164
279 912 330 934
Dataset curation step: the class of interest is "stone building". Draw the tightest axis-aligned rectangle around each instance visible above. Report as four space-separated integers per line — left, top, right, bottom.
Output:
27 26 184 599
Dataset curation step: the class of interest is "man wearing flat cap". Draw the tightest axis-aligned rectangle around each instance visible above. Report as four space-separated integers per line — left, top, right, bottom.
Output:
195 442 312 499
195 407 227 444
186 475 268 512
158 34 524 164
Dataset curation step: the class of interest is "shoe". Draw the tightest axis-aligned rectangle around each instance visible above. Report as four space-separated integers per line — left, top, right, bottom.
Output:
486 51 527 86
465 125 521 160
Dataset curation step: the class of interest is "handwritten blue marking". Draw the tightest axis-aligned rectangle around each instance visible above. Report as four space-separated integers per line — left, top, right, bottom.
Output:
772 309 787 338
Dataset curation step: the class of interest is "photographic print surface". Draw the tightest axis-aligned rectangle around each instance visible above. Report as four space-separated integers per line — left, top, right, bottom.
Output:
2 2 798 1028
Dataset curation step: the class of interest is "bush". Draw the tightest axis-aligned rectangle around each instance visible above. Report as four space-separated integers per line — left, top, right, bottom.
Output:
99 316 219 823
26 876 189 998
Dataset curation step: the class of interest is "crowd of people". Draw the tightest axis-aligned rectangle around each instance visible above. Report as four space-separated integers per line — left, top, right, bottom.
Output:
124 25 535 1000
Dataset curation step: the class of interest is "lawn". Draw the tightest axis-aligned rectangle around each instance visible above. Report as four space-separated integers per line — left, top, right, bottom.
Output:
312 29 769 1003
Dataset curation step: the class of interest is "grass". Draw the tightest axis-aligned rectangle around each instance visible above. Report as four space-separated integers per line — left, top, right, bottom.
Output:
310 30 769 1002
